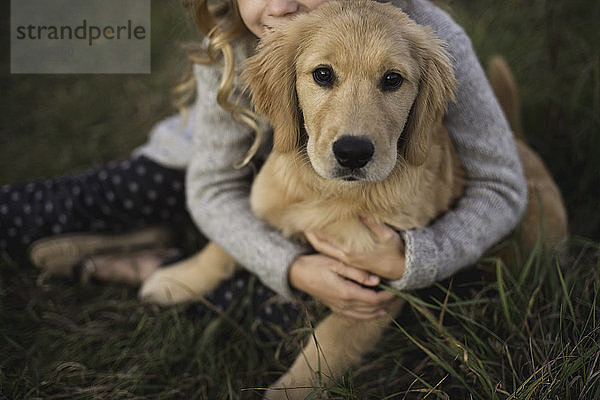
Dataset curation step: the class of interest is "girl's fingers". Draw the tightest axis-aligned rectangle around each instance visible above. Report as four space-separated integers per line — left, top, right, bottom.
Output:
338 275 397 305
290 254 398 320
332 260 380 287
306 231 347 261
306 220 406 282
334 308 387 320
336 289 397 319
358 215 397 241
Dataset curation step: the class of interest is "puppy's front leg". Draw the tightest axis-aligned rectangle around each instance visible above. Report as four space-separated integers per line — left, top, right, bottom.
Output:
266 299 405 400
139 242 237 305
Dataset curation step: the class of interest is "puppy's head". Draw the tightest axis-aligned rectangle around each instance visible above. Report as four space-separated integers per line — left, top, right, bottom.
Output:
242 0 456 182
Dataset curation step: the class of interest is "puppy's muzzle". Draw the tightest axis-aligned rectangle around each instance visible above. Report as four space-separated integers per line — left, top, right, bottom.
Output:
332 136 374 169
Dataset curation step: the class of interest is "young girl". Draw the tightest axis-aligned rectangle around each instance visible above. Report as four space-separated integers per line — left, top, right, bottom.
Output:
1 0 526 322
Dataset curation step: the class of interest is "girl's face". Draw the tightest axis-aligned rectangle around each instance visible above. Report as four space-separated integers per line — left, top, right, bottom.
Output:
237 0 329 38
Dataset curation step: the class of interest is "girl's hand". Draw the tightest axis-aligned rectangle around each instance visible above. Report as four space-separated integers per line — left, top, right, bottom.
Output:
305 216 406 281
288 254 396 320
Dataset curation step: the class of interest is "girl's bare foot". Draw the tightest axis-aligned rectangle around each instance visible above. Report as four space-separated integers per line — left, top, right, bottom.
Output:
80 248 181 286
28 226 173 277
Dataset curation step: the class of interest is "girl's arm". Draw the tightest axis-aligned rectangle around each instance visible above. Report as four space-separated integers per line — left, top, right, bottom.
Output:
388 0 527 290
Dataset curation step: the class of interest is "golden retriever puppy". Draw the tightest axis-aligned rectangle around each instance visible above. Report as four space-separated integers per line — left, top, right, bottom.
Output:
141 1 567 397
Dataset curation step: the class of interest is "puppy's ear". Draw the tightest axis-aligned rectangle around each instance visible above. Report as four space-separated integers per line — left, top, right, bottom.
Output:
242 28 302 153
402 31 457 165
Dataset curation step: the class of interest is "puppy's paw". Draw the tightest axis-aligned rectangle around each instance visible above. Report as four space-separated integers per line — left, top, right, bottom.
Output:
138 247 236 305
265 374 322 400
139 267 201 305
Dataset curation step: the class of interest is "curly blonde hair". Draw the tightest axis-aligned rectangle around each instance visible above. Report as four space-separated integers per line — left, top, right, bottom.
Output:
174 0 262 167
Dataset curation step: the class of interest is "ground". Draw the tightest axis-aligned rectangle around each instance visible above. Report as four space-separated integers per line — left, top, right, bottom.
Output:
1 1 599 398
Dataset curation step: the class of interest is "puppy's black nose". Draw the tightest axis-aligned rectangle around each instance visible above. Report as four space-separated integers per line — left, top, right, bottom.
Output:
332 136 374 169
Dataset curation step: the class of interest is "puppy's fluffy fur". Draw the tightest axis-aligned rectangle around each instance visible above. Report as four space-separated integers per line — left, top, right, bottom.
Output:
141 1 567 397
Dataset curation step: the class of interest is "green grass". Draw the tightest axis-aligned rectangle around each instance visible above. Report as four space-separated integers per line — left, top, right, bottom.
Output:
2 0 599 399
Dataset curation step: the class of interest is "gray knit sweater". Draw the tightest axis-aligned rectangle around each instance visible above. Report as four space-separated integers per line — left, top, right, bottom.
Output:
135 0 527 300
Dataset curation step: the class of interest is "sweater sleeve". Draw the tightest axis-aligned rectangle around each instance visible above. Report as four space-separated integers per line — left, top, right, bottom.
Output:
389 26 527 291
185 62 309 301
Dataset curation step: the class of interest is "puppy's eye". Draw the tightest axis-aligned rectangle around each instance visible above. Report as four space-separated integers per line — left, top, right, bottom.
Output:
381 71 404 91
313 66 335 87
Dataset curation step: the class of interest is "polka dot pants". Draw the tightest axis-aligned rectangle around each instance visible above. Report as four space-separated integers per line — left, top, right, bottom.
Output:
187 269 301 331
1 155 300 326
0 156 189 257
